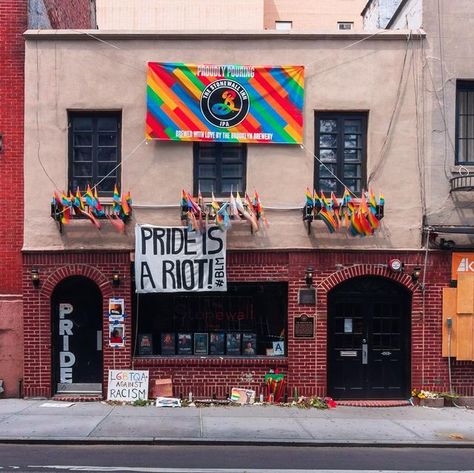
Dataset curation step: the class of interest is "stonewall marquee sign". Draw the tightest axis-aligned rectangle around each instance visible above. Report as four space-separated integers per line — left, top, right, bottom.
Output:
135 225 226 293
146 62 304 144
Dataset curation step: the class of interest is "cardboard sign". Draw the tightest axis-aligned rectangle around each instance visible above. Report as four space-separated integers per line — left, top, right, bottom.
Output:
156 397 181 407
151 378 173 398
107 370 149 402
135 225 226 293
230 388 255 404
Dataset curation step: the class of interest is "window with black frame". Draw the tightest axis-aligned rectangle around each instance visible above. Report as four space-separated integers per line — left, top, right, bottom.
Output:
68 112 121 196
456 81 474 164
194 142 246 196
314 112 367 195
134 282 287 357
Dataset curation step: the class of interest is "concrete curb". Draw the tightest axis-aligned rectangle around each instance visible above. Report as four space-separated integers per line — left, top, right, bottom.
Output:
0 437 473 448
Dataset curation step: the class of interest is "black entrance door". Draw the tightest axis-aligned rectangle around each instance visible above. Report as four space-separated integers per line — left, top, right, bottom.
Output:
52 277 103 394
327 277 411 400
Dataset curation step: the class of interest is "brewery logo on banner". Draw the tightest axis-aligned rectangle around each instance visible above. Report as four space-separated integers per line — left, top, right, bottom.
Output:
200 79 250 128
135 225 226 293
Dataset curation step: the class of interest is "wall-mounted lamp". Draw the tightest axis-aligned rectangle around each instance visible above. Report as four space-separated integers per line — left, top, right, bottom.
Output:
411 266 422 283
305 266 314 287
112 272 120 287
31 268 40 287
0 133 3 153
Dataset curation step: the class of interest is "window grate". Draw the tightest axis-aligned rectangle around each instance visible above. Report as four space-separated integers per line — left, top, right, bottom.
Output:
68 112 121 196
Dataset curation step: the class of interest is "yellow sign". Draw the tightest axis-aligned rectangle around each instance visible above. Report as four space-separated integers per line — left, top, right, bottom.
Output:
451 252 474 280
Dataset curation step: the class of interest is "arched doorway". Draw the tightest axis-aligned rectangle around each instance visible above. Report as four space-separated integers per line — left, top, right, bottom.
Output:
327 276 411 400
51 276 103 394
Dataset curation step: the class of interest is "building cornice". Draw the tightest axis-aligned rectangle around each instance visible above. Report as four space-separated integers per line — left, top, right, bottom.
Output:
24 28 425 41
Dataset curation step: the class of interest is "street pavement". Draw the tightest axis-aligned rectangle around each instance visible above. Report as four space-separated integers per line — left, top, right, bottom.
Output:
0 399 473 446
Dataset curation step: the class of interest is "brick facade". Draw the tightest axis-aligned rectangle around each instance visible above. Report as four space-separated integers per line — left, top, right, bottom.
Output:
23 251 132 398
22 248 474 399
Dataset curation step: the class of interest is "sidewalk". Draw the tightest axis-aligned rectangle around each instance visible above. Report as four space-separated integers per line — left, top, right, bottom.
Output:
0 399 473 447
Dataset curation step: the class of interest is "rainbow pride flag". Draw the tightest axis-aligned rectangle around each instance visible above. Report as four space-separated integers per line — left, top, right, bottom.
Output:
146 63 304 144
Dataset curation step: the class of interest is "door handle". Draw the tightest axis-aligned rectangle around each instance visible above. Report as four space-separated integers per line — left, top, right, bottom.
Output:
362 341 368 365
97 330 102 351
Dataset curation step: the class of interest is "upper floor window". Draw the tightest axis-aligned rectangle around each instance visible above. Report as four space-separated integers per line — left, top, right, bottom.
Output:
68 112 121 196
314 112 367 195
456 81 474 164
194 142 247 196
275 21 292 30
338 22 354 30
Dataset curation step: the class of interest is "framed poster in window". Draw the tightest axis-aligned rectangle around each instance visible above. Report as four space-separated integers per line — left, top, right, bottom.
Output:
226 333 242 355
242 333 257 356
138 333 153 356
209 333 225 355
194 333 209 355
177 333 193 355
161 332 176 355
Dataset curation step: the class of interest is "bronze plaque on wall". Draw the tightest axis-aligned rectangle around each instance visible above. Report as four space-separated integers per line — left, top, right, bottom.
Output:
294 314 314 338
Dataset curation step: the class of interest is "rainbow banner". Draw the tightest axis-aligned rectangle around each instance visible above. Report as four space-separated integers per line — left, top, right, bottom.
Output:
146 63 304 144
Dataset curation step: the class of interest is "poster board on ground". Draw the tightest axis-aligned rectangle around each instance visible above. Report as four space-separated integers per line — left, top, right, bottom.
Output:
107 370 149 402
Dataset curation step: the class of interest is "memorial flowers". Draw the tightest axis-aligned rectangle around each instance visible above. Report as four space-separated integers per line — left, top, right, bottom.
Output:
411 388 440 399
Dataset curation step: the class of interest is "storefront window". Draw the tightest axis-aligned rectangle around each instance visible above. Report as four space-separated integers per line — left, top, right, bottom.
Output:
134 282 287 357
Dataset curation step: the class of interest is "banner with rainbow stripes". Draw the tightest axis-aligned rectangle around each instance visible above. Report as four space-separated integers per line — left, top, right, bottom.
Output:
146 62 304 144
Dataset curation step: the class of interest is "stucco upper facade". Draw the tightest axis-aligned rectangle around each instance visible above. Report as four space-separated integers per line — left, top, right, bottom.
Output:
96 0 367 31
415 0 474 247
96 0 264 31
263 0 367 30
24 30 423 252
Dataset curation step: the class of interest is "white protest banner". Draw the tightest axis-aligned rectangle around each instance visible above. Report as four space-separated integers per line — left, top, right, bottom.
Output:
135 225 226 293
107 369 149 402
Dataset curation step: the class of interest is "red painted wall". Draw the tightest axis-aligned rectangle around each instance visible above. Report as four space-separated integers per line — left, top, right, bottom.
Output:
0 0 26 398
22 249 474 399
0 0 26 295
0 0 95 397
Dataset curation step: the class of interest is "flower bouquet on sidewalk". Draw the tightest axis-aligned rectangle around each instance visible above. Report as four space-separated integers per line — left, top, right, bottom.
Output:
411 388 444 407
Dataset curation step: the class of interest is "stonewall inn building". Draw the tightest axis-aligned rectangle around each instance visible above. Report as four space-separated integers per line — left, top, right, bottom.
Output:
21 0 474 400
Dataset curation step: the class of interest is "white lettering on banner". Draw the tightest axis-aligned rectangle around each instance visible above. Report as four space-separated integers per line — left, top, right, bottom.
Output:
196 64 255 78
457 257 474 273
107 370 149 402
59 303 75 383
134 225 227 293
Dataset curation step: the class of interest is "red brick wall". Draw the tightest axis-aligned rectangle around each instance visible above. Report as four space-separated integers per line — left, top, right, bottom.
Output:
23 249 474 399
23 251 131 397
0 0 26 294
43 0 95 29
138 358 288 399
